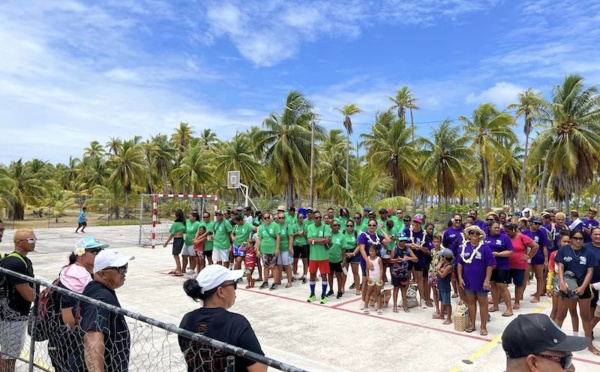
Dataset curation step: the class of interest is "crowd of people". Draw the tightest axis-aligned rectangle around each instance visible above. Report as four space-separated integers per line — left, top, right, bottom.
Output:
166 204 600 356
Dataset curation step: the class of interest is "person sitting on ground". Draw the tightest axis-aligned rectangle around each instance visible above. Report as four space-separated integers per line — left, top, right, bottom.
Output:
502 313 588 372
179 265 267 372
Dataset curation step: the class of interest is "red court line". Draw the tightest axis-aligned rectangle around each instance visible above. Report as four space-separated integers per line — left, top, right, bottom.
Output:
240 288 490 342
331 297 362 309
573 357 600 366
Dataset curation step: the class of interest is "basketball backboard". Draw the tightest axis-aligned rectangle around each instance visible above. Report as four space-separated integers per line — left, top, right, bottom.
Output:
227 171 240 189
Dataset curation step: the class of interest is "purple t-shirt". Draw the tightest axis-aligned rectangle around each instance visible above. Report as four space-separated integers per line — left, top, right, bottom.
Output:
403 227 426 267
523 228 549 265
458 242 496 292
484 233 513 270
474 219 486 230
581 218 599 243
357 232 383 265
443 227 462 250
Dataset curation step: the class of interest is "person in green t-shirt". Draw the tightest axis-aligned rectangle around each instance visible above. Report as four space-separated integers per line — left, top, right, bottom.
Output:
354 213 368 233
276 212 293 288
163 209 186 276
199 212 215 266
211 211 234 268
285 207 297 227
343 219 361 295
232 215 255 271
391 208 406 231
256 212 281 290
291 213 309 283
305 208 316 226
328 221 347 299
306 210 332 304
182 211 201 275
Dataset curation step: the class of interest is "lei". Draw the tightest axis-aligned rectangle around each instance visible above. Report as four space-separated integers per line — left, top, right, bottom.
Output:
460 238 484 264
409 228 426 247
363 232 381 247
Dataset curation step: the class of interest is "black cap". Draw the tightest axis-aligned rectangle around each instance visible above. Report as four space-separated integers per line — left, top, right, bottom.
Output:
403 215 411 222
379 208 387 214
306 207 314 212
502 313 588 359
288 207 296 211
531 216 542 224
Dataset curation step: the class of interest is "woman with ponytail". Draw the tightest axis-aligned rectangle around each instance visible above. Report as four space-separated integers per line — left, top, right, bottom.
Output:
179 265 266 372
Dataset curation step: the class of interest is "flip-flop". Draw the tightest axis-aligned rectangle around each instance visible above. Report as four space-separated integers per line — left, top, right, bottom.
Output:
393 307 399 313
285 283 292 288
502 312 514 317
488 307 499 312
465 327 476 333
480 329 488 336
167 270 176 275
530 299 540 303
513 304 521 310
172 272 183 277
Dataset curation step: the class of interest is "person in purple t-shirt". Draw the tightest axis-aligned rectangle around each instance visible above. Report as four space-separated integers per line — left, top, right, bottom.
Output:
357 221 391 310
523 216 549 303
443 214 463 298
486 221 514 316
457 225 496 336
581 207 599 244
468 209 486 230
403 214 429 309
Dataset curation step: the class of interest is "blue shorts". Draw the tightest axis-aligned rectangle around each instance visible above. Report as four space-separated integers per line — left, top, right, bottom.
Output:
346 250 360 264
232 245 245 257
439 290 451 305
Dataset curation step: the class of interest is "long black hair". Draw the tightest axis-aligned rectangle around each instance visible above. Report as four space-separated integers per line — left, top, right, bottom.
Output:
174 209 185 223
183 279 218 303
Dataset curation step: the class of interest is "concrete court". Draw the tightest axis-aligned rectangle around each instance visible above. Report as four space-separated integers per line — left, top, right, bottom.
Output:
3 225 600 372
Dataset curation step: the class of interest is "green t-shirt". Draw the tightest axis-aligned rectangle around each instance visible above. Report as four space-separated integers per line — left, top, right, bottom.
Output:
278 223 291 249
258 222 281 254
305 218 316 227
185 220 201 246
329 231 346 263
212 220 233 250
169 221 186 235
334 216 349 227
307 223 332 261
201 221 214 251
343 230 358 251
384 225 400 251
233 222 253 246
285 212 297 227
356 219 369 233
291 222 308 246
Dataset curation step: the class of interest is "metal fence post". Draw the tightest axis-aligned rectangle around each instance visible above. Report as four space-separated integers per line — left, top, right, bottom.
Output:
226 355 235 372
28 282 40 372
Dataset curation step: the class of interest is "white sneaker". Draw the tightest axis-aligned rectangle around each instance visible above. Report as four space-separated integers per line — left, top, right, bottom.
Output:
420 299 427 309
359 301 365 310
186 269 196 275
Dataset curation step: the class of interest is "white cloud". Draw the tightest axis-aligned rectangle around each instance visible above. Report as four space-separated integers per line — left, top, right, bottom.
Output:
465 82 524 108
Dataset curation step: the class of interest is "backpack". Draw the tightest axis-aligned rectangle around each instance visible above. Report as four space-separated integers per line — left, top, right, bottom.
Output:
542 226 555 252
0 252 28 319
28 277 62 342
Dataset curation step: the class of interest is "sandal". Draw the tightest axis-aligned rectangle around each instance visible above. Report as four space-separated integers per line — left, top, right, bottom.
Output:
403 306 410 313
465 327 476 333
377 309 383 315
502 312 514 317
172 272 183 277
488 307 499 312
480 329 488 336
285 283 293 288
393 307 399 313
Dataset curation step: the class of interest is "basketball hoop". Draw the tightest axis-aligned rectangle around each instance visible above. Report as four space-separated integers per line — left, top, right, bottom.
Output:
227 171 240 189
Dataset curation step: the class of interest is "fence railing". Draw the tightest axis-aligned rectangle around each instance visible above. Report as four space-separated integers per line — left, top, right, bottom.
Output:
0 266 306 372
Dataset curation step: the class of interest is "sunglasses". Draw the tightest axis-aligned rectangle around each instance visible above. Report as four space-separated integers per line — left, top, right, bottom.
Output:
87 248 103 256
216 214 223 217
454 219 462 222
332 224 340 227
533 222 541 225
277 217 284 220
572 236 584 241
535 354 572 370
368 224 377 227
468 231 480 236
346 224 354 227
263 216 271 219
107 264 128 275
19 238 38 244
220 281 238 290
248 241 255 244
354 217 361 219
315 216 322 219
396 212 403 215
486 219 495 222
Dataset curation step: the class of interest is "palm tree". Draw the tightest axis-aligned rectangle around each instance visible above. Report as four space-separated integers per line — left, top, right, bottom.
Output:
334 103 362 190
255 90 318 207
107 140 147 217
460 103 517 212
388 86 420 139
172 122 194 154
198 128 219 151
418 121 473 220
148 134 176 193
84 140 106 159
316 129 350 204
507 88 547 208
172 144 212 194
530 74 600 210
360 110 417 197
214 133 261 192
0 159 46 220
495 139 523 207
106 137 123 155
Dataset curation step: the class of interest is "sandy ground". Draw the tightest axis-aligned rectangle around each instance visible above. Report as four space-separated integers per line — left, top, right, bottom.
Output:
2 225 600 371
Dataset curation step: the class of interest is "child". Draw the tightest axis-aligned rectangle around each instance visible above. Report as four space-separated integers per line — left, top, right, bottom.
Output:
390 236 418 313
365 246 384 315
429 235 442 318
193 226 207 273
435 248 454 325
243 239 257 289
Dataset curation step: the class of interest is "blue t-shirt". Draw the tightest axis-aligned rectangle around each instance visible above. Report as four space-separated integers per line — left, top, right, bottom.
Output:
484 233 513 271
583 243 600 283
555 245 598 284
437 264 452 292
78 210 87 223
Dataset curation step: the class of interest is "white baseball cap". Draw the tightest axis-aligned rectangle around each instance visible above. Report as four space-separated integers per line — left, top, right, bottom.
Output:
93 250 135 274
195 264 243 294
522 208 532 215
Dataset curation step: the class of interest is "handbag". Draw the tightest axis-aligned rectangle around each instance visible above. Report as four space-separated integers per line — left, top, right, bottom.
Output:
560 271 580 299
405 284 419 308
454 300 471 332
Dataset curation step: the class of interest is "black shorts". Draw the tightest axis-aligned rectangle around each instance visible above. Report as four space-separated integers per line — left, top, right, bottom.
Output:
77 222 87 227
391 275 408 287
293 245 309 259
491 268 510 284
172 237 184 255
579 284 593 299
592 289 599 308
509 269 525 286
329 261 343 273
412 265 426 274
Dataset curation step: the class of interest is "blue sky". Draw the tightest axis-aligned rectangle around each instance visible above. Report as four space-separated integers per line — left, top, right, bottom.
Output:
1 0 599 165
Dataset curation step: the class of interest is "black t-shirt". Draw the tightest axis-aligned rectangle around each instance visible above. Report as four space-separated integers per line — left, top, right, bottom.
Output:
80 281 130 372
1 252 34 319
178 307 264 372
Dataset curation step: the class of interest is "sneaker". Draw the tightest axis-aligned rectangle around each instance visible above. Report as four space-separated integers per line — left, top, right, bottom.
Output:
349 283 356 289
326 290 334 297
377 308 383 315
336 291 343 299
302 277 307 284
307 295 317 303
420 299 427 309
259 282 269 290
270 283 278 291
186 269 197 276
363 308 370 314
291 277 297 282
359 301 366 310
320 297 327 304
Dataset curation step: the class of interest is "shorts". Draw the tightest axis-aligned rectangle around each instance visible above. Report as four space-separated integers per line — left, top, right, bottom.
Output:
412 265 426 274
439 290 451 305
391 275 408 287
212 249 230 263
0 320 27 360
195 251 205 260
465 289 488 297
382 250 391 259
368 279 383 286
595 305 600 318
276 251 291 265
172 237 184 255
244 267 255 276
181 244 196 256
309 260 330 275
491 268 510 284
530 255 545 265
329 261 343 273
345 250 360 264
509 269 525 286
262 254 276 267
591 288 599 309
77 222 87 227
232 245 245 258
293 245 309 259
